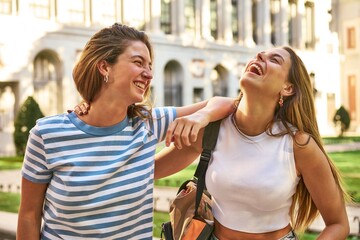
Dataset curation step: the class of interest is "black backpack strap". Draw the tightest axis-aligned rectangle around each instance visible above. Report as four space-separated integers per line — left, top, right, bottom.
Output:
193 119 221 216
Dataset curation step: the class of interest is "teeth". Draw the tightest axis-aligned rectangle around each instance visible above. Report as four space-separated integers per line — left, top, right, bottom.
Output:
134 82 145 89
253 64 263 75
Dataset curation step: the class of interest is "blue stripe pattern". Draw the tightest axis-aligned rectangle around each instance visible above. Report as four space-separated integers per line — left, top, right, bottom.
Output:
22 107 176 239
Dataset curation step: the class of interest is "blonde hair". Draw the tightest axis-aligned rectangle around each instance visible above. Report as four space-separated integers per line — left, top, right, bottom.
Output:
72 23 153 119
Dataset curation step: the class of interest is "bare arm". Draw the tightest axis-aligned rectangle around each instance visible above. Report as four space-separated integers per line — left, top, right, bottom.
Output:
294 133 349 239
167 96 235 149
17 178 48 239
155 129 204 179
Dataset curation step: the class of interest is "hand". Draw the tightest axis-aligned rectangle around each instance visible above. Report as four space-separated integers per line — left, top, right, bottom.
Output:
165 112 210 149
67 101 90 115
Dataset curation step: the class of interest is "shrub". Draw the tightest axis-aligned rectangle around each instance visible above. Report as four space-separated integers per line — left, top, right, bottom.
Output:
13 96 44 156
333 106 351 137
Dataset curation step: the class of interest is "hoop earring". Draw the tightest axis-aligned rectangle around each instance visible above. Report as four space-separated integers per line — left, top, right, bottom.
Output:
279 94 284 107
104 75 109 83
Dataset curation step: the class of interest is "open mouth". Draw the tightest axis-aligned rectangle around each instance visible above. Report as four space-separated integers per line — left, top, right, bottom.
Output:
247 63 263 76
134 81 146 90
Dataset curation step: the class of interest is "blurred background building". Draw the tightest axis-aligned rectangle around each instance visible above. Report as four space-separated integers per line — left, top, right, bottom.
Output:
0 0 358 156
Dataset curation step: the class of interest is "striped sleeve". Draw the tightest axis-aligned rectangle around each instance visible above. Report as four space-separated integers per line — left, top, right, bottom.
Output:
150 107 177 143
22 126 52 183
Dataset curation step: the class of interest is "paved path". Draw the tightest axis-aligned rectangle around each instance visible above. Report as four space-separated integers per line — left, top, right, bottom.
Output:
1 142 360 238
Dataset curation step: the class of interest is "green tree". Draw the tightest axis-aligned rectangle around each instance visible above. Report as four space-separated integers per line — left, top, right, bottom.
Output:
13 96 44 156
333 106 351 137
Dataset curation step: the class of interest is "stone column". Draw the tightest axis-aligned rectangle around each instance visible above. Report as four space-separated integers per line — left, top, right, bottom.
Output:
257 0 271 46
150 0 161 34
239 0 255 46
222 0 233 44
296 0 305 49
175 0 185 36
201 0 212 40
280 0 288 45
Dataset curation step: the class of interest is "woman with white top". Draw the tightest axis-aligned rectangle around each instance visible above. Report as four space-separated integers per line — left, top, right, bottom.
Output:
155 46 350 240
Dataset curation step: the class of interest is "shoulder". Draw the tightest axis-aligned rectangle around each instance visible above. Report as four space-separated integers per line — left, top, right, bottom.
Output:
293 131 327 176
37 113 68 125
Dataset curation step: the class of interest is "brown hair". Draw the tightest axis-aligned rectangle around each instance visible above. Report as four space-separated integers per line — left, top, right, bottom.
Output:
72 23 154 119
274 46 350 231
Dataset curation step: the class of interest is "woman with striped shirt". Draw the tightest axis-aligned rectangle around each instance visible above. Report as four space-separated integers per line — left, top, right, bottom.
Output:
16 23 234 240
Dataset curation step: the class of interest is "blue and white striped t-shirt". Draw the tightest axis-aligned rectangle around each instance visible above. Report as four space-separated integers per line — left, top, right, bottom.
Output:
22 107 176 240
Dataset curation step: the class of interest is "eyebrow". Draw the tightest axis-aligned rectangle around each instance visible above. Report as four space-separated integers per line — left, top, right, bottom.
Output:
270 53 285 62
130 55 152 66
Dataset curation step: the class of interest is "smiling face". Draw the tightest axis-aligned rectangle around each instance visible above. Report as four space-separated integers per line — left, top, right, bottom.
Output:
102 41 153 106
240 48 292 100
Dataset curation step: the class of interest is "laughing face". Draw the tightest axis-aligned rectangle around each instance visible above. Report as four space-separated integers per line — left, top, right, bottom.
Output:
107 41 153 105
241 48 292 98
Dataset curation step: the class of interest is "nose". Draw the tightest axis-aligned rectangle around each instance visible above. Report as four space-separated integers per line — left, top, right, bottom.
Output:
256 52 265 61
142 68 153 80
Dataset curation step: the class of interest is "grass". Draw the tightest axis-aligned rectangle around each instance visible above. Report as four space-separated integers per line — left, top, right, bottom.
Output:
0 192 20 213
0 156 23 170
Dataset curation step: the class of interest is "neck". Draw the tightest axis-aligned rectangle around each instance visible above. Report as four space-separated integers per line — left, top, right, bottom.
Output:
78 98 129 127
234 96 276 136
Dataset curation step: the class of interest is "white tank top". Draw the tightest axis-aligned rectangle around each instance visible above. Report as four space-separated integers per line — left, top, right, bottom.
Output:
206 116 300 233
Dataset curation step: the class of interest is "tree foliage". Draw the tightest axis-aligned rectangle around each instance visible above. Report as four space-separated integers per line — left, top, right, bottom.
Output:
13 96 44 156
333 106 351 137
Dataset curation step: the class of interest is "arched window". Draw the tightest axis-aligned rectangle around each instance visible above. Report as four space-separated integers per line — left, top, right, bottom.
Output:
33 50 62 115
210 0 218 39
211 65 228 97
164 61 183 106
161 0 172 34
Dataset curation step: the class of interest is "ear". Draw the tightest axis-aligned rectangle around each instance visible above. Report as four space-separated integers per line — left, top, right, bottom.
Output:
281 83 295 97
97 60 109 76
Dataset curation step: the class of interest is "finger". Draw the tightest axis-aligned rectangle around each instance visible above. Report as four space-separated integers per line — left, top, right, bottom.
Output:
74 106 83 115
165 122 177 147
79 103 88 114
172 123 184 149
189 125 200 143
180 124 193 146
84 102 90 110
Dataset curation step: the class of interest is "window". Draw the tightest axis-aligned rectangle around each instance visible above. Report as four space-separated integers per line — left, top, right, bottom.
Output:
123 0 145 30
348 75 357 120
185 0 195 35
161 0 171 34
327 93 335 122
100 0 117 25
211 65 228 97
0 0 12 14
33 50 62 115
270 0 280 45
34 52 57 90
164 61 183 106
29 0 50 19
210 0 218 39
347 27 356 49
193 88 204 103
304 1 315 49
67 0 86 24
231 0 239 42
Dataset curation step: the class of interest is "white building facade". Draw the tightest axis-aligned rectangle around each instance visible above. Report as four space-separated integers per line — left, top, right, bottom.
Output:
0 0 345 156
331 0 360 133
